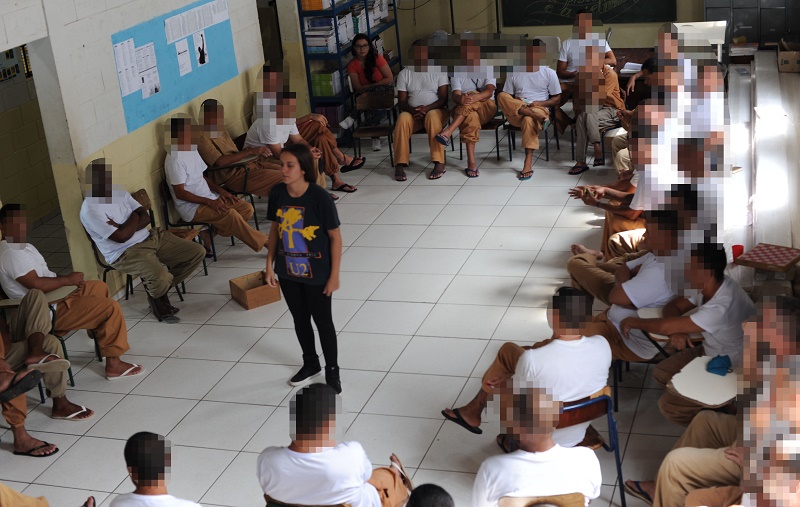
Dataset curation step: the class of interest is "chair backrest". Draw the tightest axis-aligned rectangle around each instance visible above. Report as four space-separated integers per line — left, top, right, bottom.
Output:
355 89 395 112
498 493 585 507
556 386 611 429
159 180 178 226
83 228 114 275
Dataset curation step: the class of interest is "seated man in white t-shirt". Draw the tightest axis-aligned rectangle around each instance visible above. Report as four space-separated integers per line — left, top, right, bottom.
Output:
257 383 412 507
497 39 561 181
81 159 205 321
472 385 602 507
111 432 200 507
166 116 268 253
393 39 450 182
442 287 611 449
619 242 756 426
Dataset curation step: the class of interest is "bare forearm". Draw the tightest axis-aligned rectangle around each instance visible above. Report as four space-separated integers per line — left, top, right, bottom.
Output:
329 233 342 279
23 276 73 292
266 223 279 268
214 150 254 167
173 187 212 206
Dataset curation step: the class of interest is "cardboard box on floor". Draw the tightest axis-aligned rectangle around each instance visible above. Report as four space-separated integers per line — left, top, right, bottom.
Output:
230 272 281 310
778 40 800 72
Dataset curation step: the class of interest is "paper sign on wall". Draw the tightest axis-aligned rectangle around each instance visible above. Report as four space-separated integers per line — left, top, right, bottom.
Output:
164 0 229 44
176 38 192 76
193 30 209 66
135 42 160 99
113 38 140 97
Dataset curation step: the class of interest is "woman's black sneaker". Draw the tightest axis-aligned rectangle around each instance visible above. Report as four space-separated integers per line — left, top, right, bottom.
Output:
325 366 342 394
288 363 322 387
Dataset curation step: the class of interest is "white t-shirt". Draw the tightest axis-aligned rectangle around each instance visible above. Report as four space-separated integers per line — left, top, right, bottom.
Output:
472 445 602 507
515 336 612 447
502 68 561 103
244 118 299 149
80 192 151 264
110 493 200 507
607 253 677 359
0 240 56 299
689 276 756 366
558 38 612 79
396 68 449 108
164 149 218 222
257 442 381 507
450 76 497 94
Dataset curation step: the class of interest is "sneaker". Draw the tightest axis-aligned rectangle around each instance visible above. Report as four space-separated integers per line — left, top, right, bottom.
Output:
288 363 322 387
371 138 382 151
339 117 355 130
325 366 342 394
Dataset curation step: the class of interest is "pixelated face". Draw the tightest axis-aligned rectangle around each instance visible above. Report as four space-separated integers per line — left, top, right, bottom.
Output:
0 208 26 243
574 12 593 38
262 71 284 94
280 151 305 184
201 104 224 134
87 159 113 199
642 68 656 87
461 40 480 67
657 32 679 60
643 219 676 256
277 97 296 121
525 45 544 72
685 253 708 289
499 386 560 437
413 44 429 70
677 140 705 178
750 304 794 360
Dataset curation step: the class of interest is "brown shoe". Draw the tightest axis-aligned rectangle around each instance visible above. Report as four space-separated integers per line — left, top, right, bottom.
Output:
158 294 179 315
148 294 175 322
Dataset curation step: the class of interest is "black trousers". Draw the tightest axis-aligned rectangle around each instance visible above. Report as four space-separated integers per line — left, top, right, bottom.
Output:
279 277 338 368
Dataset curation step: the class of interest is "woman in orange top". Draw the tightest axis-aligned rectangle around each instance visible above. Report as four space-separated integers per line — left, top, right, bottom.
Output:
346 33 394 152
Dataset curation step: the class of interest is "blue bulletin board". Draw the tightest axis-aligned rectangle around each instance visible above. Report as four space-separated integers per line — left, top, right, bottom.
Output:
111 0 239 133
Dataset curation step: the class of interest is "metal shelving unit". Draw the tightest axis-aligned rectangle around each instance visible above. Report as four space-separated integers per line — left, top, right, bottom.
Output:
298 0 402 110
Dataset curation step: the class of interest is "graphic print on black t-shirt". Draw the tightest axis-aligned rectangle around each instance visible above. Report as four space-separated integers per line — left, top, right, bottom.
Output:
276 206 322 279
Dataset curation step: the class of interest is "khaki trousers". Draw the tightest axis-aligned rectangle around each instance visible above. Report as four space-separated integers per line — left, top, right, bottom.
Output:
393 109 449 166
684 486 742 507
653 346 710 426
368 467 410 507
208 159 284 198
566 252 647 306
584 310 652 363
298 120 341 179
0 483 48 507
575 107 620 163
601 210 646 259
53 280 130 359
111 230 205 299
608 228 646 259
652 411 740 507
192 199 267 252
455 99 497 144
497 92 548 151
612 130 631 175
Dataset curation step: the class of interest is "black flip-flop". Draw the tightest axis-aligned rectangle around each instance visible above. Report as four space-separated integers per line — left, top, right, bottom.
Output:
429 168 447 180
465 167 480 178
569 165 590 175
82 497 96 507
13 441 59 458
435 133 451 146
623 481 653 505
0 369 42 403
341 157 366 173
441 408 482 434
395 169 407 182
332 183 358 193
592 158 605 167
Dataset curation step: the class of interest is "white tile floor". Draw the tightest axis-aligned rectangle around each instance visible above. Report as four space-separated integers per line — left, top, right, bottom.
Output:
0 132 678 507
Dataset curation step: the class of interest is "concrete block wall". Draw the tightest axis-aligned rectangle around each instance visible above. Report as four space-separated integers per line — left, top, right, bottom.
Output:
0 72 58 223
0 0 48 52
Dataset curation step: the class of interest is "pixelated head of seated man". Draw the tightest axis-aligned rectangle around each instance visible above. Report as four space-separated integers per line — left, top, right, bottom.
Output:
497 383 562 438
640 209 682 256
744 357 800 441
275 91 297 125
629 103 666 166
746 296 800 365
290 383 342 447
572 8 602 38
167 116 200 151
546 286 593 335
407 483 455 507
259 62 285 93
677 136 724 179
686 242 727 289
124 432 172 487
84 158 117 201
0 203 26 243
200 98 224 136
656 24 681 59
666 183 700 229
520 38 547 73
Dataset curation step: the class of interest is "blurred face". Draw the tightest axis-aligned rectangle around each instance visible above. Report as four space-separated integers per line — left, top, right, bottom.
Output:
644 220 675 256
263 71 283 94
280 151 306 185
642 69 656 86
574 13 592 38
89 164 113 198
202 105 224 136
685 254 709 290
677 141 705 178
277 98 297 122
175 123 195 150
462 42 480 67
413 45 428 71
353 38 370 60
525 45 544 72
1 211 27 243
657 32 679 60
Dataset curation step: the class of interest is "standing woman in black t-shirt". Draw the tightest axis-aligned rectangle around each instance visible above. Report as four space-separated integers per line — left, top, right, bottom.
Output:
264 144 343 393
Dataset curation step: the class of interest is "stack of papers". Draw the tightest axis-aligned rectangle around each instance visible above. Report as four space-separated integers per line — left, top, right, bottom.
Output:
620 62 642 75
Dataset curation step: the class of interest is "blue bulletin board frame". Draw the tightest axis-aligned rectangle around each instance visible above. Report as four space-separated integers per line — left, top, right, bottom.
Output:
111 0 239 133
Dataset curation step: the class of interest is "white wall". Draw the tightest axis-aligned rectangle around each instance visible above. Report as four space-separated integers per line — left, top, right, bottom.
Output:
0 0 49 52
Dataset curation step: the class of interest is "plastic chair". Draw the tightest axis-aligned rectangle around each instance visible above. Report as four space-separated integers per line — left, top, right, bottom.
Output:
351 88 397 166
505 105 561 162
159 180 222 262
84 230 135 300
458 81 507 162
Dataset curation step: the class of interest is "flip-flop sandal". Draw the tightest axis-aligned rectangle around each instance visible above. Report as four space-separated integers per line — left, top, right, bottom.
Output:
329 193 339 201
441 408 483 434
518 170 533 181
390 453 414 490
496 433 517 454
428 168 447 180
465 168 480 178
51 405 94 421
341 157 366 173
435 133 451 146
395 170 408 182
82 497 96 507
332 183 358 193
26 354 71 374
569 165 590 175
13 441 59 458
623 481 654 505
593 158 605 167
106 364 144 381
0 369 42 403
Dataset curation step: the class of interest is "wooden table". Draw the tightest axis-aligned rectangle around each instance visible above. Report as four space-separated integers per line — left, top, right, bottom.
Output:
612 47 655 109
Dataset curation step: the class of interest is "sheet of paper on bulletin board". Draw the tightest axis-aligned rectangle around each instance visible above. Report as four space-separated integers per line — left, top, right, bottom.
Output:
111 0 238 133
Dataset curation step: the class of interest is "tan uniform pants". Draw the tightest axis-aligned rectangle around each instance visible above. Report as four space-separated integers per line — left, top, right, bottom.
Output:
393 109 449 166
0 483 48 507
575 107 620 163
193 199 267 252
2 290 67 428
53 280 130 359
496 92 548 151
368 467 410 507
653 345 710 426
612 130 631 175
584 310 653 363
207 158 284 198
567 251 648 306
111 230 205 299
455 99 497 144
684 486 742 507
608 228 646 259
652 411 740 507
298 120 341 181
601 210 646 259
